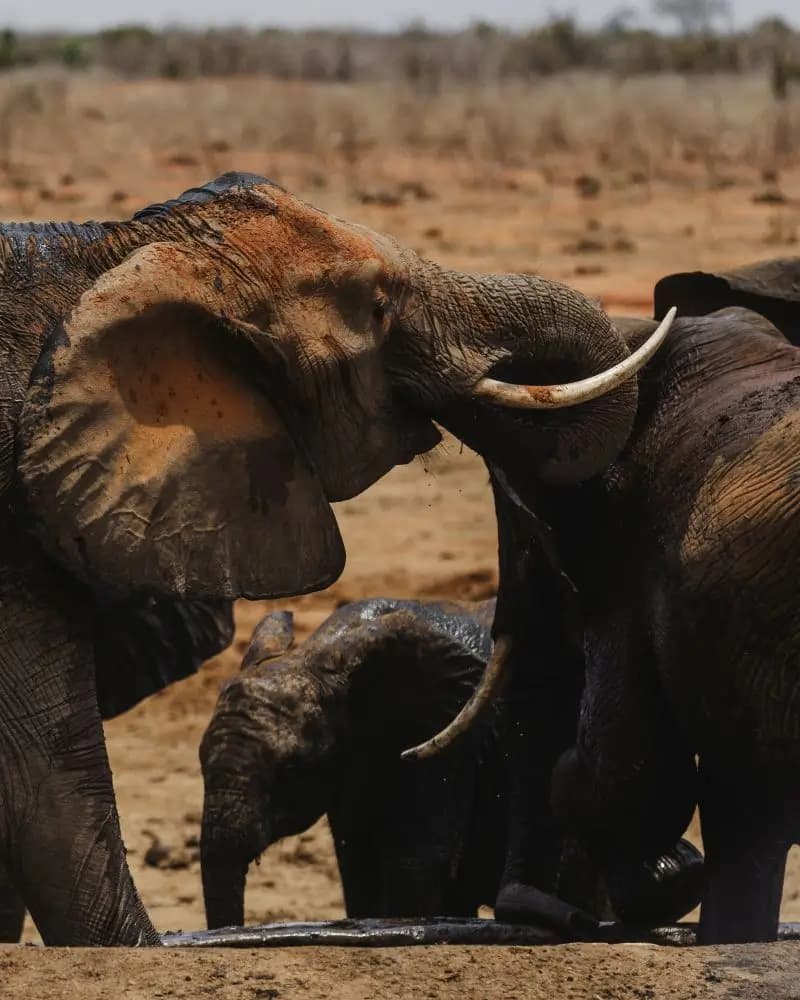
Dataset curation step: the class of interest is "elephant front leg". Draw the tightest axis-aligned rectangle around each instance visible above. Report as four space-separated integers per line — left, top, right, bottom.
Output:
0 544 160 946
551 627 703 928
495 661 600 937
0 859 24 942
13 720 160 946
698 767 790 944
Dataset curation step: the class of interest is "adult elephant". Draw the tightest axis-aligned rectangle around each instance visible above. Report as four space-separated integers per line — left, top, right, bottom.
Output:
200 600 701 931
0 171 669 945
408 259 800 944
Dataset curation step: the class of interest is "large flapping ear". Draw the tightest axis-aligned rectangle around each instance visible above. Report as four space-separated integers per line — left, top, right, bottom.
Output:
94 596 234 719
654 257 800 343
17 242 344 599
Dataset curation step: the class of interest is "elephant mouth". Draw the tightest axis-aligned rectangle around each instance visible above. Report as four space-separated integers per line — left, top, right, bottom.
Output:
396 415 442 465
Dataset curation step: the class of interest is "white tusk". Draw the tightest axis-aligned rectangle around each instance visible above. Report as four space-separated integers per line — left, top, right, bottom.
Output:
401 634 513 761
473 306 676 410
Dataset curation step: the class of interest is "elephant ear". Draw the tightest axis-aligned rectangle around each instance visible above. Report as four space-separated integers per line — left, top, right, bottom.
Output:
345 608 496 754
94 597 234 720
654 257 800 342
17 242 344 600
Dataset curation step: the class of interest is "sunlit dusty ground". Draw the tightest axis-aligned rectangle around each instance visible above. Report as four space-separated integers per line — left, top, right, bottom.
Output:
6 72 800 996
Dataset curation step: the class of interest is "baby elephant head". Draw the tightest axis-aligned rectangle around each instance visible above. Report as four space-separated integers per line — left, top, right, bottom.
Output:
199 630 346 929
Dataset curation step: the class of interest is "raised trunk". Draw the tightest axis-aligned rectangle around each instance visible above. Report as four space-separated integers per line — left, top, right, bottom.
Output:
394 261 638 486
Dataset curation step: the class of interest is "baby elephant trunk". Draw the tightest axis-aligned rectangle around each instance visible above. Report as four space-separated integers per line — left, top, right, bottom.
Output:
200 783 264 929
201 843 249 930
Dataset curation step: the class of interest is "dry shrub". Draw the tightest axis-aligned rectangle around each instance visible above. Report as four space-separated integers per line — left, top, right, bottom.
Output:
0 67 799 199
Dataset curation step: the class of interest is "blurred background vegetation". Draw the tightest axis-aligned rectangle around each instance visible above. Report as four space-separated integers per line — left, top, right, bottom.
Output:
0 1 798 226
0 12 797 88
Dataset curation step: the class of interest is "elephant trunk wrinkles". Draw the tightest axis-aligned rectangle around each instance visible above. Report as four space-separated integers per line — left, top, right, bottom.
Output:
397 259 638 486
201 844 249 930
201 776 266 930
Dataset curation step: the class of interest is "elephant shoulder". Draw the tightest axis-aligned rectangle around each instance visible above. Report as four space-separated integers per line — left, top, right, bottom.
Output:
94 595 234 719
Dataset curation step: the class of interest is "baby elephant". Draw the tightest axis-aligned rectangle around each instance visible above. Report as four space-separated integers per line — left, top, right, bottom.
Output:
200 598 508 928
200 598 703 931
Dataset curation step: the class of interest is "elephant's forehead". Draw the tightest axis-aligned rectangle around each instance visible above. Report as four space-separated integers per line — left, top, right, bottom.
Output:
232 187 390 270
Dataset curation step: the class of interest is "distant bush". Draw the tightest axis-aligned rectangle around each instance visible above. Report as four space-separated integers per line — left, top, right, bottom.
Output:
0 18 797 83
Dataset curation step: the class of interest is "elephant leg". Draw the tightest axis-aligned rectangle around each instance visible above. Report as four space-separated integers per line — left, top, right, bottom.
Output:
698 768 789 944
551 633 702 926
0 540 160 946
495 657 600 935
0 859 25 943
331 764 466 919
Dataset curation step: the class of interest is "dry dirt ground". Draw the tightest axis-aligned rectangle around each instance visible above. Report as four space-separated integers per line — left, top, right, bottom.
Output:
5 77 800 995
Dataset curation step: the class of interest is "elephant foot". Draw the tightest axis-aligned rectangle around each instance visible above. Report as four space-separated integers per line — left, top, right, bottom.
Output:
605 839 705 925
495 881 600 940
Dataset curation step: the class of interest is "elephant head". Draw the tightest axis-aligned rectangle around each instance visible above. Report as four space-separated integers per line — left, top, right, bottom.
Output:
15 173 672 605
199 599 496 929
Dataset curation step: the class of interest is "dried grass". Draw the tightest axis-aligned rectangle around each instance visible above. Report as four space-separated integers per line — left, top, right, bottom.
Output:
0 68 798 211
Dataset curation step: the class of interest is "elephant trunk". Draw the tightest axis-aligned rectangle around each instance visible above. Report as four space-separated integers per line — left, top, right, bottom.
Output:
396 262 674 760
201 843 249 930
394 261 671 486
200 774 267 930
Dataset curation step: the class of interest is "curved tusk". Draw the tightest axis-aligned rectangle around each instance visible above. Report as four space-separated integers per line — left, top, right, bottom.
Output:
401 634 513 761
473 306 676 410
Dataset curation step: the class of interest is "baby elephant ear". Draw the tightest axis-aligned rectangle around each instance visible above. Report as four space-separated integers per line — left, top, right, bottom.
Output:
654 257 800 341
17 242 344 600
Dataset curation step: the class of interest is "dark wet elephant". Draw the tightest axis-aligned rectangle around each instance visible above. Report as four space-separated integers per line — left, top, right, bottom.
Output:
200 600 702 932
0 172 668 943
200 599 506 927
413 258 800 944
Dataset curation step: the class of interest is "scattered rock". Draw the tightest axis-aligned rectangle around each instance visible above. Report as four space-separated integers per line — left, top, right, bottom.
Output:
144 836 200 870
356 188 402 207
612 237 637 253
399 180 434 200
575 174 602 199
166 152 201 168
753 188 788 205
575 264 606 276
565 238 605 254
